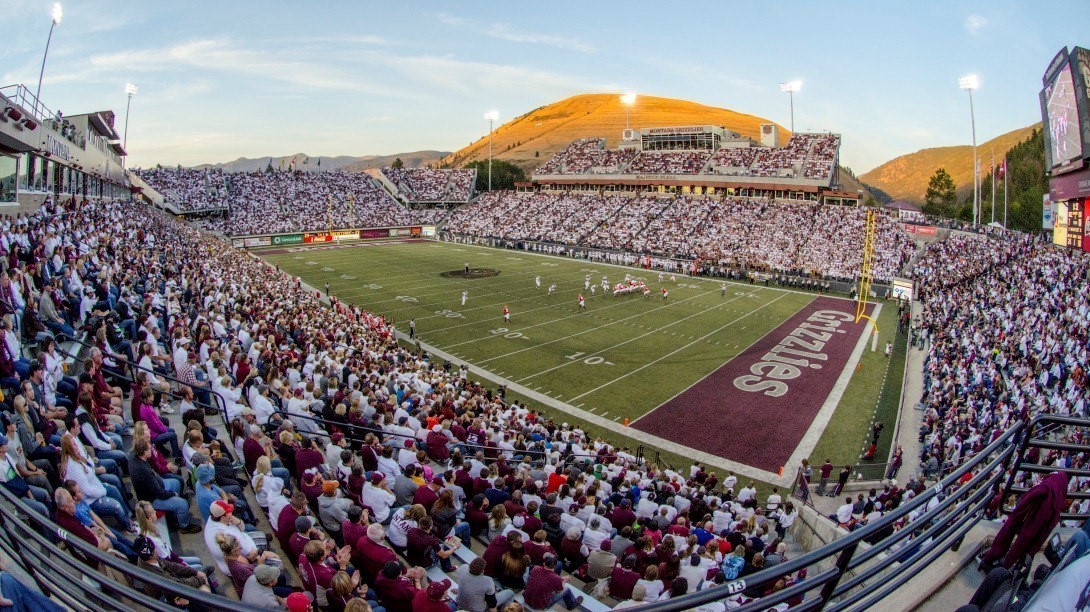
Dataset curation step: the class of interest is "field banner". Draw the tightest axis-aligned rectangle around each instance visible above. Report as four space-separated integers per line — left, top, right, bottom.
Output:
361 229 390 239
243 237 271 247
422 226 436 237
1054 201 1069 246
303 233 333 243
1043 194 1054 229
271 234 303 246
410 226 422 236
332 230 361 242
231 239 243 248
904 224 937 236
892 278 914 301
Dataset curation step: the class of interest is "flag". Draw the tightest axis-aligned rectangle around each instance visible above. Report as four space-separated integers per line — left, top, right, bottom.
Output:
304 157 309 165
996 160 1006 179
317 158 321 168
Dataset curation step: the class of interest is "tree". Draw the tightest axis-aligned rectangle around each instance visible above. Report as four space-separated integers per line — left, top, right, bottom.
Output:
923 168 957 218
391 158 404 169
464 159 526 191
265 159 273 173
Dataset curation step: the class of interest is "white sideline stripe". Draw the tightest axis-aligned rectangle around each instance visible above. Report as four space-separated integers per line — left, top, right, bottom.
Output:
401 330 794 487
513 289 762 382
629 295 816 427
783 303 883 476
567 293 789 402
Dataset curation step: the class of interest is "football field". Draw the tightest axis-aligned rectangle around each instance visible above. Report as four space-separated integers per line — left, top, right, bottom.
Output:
258 239 887 484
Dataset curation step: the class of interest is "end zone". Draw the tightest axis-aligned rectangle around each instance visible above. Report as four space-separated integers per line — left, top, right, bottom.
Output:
633 296 877 473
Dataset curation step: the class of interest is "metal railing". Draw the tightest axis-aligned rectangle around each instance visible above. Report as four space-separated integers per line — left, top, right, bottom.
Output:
54 332 231 432
0 484 266 612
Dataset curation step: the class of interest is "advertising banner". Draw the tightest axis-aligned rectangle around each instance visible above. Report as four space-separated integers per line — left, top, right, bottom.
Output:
243 237 271 247
303 233 333 243
1054 201 1069 246
422 226 436 237
892 278 914 301
1043 195 1054 229
410 226 422 236
361 229 390 239
271 234 303 246
904 224 936 236
1068 199 1084 250
389 228 408 237
231 239 244 248
332 230 360 242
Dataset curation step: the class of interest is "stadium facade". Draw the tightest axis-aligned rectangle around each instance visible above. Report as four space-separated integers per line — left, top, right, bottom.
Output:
0 84 130 211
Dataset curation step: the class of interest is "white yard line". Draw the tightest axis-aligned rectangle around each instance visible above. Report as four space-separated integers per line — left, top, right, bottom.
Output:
513 289 767 381
568 293 790 402
628 294 817 426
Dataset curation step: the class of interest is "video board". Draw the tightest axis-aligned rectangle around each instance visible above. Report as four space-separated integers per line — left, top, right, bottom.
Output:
1041 48 1083 171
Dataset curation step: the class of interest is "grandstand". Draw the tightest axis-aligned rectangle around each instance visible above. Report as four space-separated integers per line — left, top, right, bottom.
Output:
531 127 844 202
379 167 477 203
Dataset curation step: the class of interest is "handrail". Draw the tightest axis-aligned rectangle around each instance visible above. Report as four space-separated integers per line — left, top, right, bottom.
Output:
271 409 633 467
636 420 1026 611
0 483 266 611
54 332 231 429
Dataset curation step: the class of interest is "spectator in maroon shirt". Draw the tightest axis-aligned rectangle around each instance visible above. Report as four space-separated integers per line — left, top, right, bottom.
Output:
406 516 455 572
523 553 583 610
411 578 454 612
276 492 308 552
482 531 520 578
610 499 637 529
412 477 442 512
373 560 423 612
242 425 269 475
425 425 450 463
818 459 835 496
294 437 325 479
525 529 556 566
354 523 396 584
340 505 369 553
609 555 640 601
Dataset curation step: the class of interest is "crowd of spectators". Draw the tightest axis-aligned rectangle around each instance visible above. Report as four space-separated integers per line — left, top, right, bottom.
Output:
447 192 915 282
135 167 230 212
534 134 840 184
914 233 1089 511
381 168 476 203
136 169 414 236
625 152 711 175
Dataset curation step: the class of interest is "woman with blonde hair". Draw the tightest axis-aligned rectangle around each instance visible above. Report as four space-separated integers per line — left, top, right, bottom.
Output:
253 455 288 510
136 500 204 570
60 433 133 530
132 420 186 495
489 503 512 540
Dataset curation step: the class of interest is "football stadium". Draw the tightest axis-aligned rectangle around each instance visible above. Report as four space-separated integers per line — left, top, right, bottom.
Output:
0 4 1088 611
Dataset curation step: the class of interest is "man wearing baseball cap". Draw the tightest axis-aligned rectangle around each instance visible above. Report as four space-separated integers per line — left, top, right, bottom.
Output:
317 479 353 546
360 471 395 523
412 577 455 612
241 562 283 609
203 498 272 575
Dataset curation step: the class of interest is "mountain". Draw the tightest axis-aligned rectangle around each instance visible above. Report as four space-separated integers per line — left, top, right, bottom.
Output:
859 125 1039 204
439 93 792 172
191 151 449 173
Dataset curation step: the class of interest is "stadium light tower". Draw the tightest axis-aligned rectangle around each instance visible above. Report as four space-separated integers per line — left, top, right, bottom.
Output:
34 3 63 112
484 110 499 191
620 92 637 130
123 83 138 150
959 74 980 225
779 80 801 134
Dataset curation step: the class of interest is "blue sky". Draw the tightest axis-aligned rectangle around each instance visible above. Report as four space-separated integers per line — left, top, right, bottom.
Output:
3 1 1086 173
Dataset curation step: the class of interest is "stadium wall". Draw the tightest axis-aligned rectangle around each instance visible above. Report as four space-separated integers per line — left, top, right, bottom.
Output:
230 224 437 248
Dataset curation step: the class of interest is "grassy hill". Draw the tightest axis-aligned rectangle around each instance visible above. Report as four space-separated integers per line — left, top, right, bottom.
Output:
860 124 1039 204
440 93 791 172
192 151 449 173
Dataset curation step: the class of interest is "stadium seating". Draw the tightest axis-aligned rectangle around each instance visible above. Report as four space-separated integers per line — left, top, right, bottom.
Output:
381 168 476 202
447 192 915 282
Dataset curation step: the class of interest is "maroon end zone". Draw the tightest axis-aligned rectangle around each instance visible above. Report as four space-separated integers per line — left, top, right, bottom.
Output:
633 296 873 473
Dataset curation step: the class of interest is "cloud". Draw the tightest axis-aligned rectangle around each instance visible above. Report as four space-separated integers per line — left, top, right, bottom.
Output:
436 12 595 53
964 14 988 35
365 51 618 96
43 38 409 98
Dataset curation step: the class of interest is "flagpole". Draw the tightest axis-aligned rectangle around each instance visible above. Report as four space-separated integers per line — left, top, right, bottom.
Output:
1003 155 1008 228
990 150 995 224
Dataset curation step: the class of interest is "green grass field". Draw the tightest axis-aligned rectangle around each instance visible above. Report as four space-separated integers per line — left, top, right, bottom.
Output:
258 239 896 486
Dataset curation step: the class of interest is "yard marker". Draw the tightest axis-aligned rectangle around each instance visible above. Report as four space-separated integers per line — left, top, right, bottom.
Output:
779 466 784 476
624 418 629 427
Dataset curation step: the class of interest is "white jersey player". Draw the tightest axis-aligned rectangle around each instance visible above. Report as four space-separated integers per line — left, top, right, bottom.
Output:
590 284 597 295
461 291 468 306
658 272 664 283
548 283 557 295
536 276 541 289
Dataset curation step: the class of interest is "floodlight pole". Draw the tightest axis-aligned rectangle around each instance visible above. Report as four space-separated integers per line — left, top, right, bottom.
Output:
967 87 978 225
124 88 136 150
35 17 61 112
787 88 795 134
488 115 493 192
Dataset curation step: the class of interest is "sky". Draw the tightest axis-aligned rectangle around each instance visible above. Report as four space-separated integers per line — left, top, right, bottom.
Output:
3 1 1087 174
